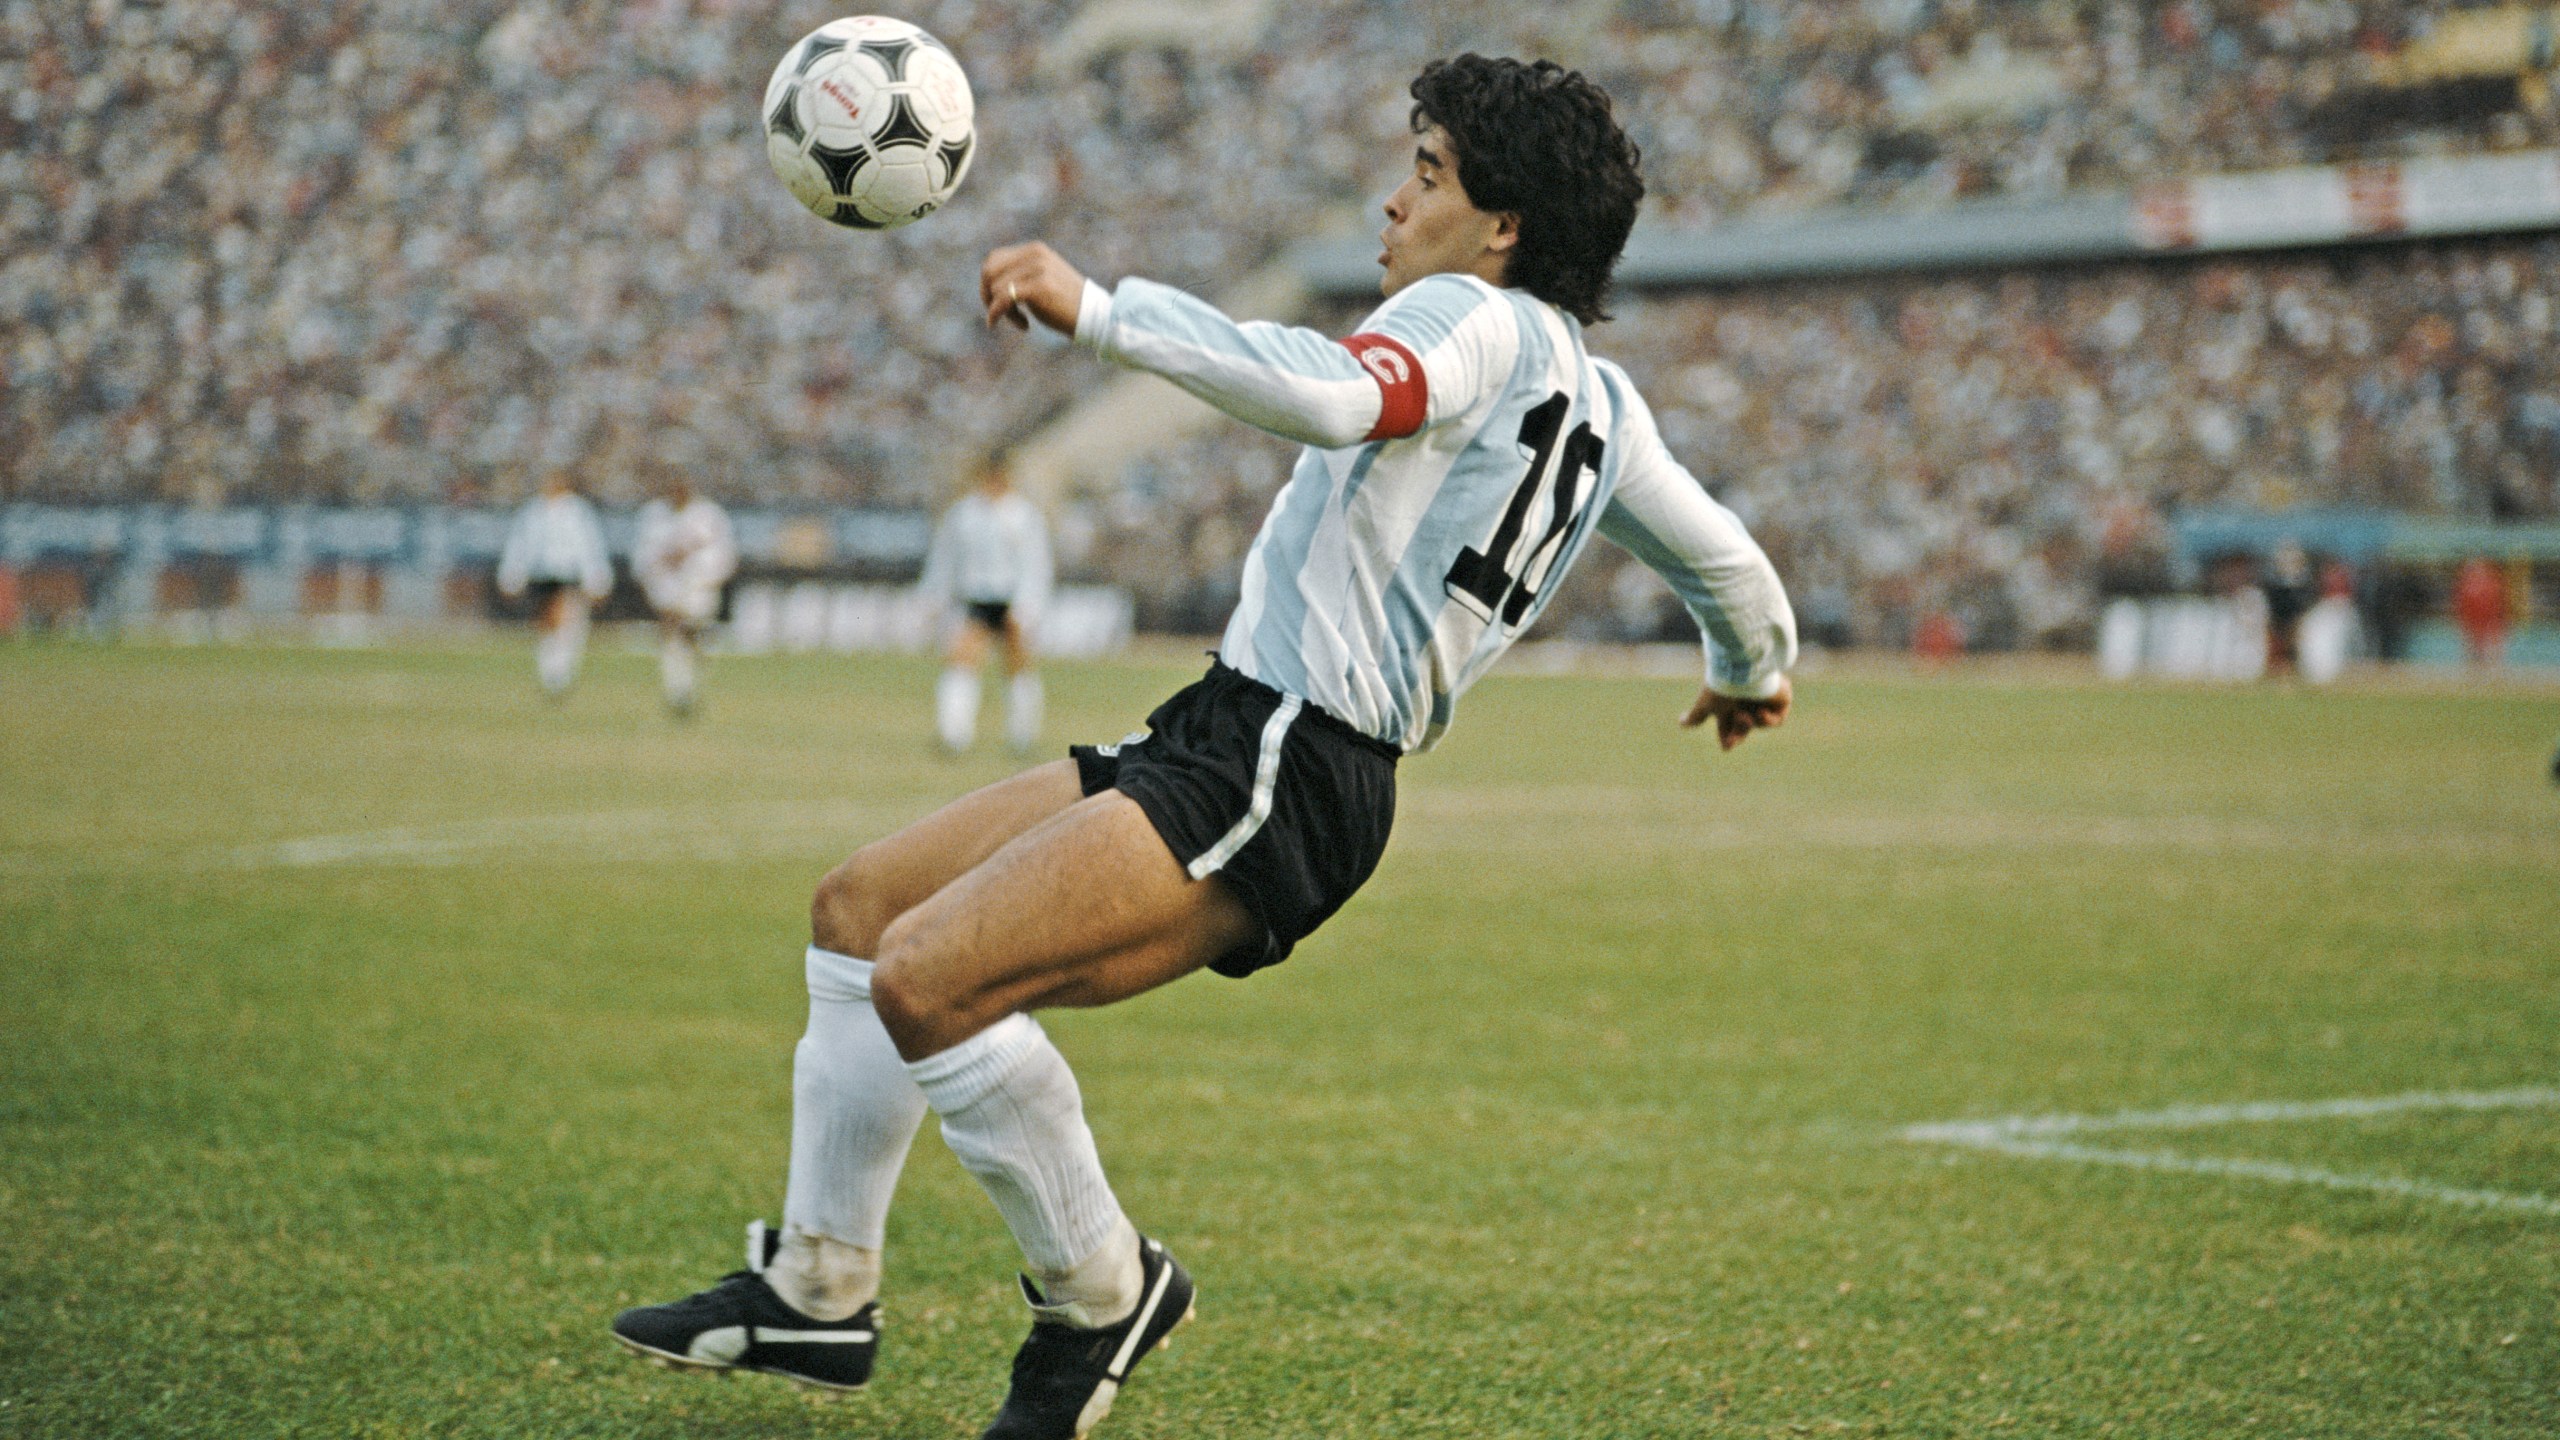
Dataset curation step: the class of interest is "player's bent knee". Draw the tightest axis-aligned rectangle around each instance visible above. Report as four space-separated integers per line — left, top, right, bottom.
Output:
869 916 1012 1056
809 849 903 958
864 941 957 1054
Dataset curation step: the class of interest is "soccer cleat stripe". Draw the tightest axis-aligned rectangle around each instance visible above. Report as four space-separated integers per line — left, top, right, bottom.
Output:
751 1327 876 1344
1342 332 1426 441
1186 697 1300 879
1104 1252 1177 1381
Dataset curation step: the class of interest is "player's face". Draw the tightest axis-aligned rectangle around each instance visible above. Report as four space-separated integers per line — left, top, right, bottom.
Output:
1379 127 1515 298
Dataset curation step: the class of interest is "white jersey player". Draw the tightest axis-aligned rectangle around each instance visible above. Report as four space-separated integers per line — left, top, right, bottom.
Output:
614 57 1795 1440
918 469 1053 753
495 472 613 699
634 478 738 716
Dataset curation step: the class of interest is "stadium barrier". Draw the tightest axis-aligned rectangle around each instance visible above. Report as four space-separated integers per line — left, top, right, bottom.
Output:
2168 509 2560 670
0 505 1141 652
726 582 1133 660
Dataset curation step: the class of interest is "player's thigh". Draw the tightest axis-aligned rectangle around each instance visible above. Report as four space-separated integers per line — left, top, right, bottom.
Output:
997 621 1032 673
870 789 1254 1055
946 620 991 668
811 759 1084 955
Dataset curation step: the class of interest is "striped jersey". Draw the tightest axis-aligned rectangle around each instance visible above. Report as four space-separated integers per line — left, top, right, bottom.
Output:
1074 271 1795 754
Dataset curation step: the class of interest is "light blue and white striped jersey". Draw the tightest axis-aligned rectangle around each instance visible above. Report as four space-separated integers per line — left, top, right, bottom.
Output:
1074 271 1795 754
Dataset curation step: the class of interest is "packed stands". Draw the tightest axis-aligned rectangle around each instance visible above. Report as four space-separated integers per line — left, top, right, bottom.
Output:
10 0 2558 639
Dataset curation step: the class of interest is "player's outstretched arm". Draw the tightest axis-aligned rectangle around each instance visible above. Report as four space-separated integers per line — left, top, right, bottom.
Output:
979 242 1505 450
1595 368 1798 749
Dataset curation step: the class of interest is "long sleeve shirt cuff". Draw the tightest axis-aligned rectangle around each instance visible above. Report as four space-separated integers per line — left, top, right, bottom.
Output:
1707 663 1788 701
1072 278 1113 348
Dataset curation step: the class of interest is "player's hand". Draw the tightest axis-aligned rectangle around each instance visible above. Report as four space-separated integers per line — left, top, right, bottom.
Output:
981 242 1085 333
1681 674 1792 752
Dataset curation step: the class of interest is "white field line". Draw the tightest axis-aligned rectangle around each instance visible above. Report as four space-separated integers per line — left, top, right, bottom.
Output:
206 801 912 871
1902 1087 2560 1216
0 801 918 877
1914 1135 2560 1216
1903 1087 2560 1143
10 789 2542 877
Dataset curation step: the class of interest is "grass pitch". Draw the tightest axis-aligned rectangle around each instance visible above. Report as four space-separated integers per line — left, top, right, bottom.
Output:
3 639 2556 1438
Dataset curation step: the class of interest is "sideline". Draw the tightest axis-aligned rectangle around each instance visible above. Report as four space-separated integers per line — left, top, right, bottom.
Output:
1901 1087 2560 1216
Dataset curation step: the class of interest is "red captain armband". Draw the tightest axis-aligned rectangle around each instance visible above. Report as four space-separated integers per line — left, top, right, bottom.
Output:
1341 333 1427 441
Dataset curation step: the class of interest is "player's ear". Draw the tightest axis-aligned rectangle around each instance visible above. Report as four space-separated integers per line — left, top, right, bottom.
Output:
1484 210 1521 256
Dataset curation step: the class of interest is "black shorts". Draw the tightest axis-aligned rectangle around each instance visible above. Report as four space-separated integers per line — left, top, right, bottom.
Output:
522 579 570 613
1072 660 1398 978
964 599 1013 631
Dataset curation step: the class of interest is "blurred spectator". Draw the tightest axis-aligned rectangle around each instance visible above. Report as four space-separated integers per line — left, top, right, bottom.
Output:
2452 556 2511 664
1912 607 1966 664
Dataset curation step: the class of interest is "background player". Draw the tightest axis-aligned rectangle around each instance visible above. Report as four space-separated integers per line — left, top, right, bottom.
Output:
634 472 738 718
918 463 1052 754
494 470 613 700
612 55 1794 1440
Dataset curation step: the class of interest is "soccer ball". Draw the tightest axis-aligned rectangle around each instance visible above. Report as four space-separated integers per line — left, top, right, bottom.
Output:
762 16 975 231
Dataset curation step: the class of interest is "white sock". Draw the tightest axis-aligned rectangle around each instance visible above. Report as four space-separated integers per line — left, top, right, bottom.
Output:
661 633 697 708
1006 671 1043 752
537 605 590 694
536 627 572 694
773 947 928 1321
907 1015 1144 1327
936 667 980 751
560 603 590 675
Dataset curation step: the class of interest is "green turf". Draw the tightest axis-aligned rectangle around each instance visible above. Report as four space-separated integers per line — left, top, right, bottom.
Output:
3 639 2556 1438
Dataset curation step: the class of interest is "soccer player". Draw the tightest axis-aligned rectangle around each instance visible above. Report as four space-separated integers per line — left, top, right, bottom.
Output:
611 56 1796 1439
634 472 738 717
494 470 613 700
919 464 1053 753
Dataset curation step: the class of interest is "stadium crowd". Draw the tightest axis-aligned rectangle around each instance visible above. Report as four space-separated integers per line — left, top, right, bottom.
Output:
2 0 1427 509
1084 238 2560 643
8 0 2558 639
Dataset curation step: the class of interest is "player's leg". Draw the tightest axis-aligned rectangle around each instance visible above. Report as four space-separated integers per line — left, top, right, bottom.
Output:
657 614 699 715
533 588 574 696
868 792 1248 1439
939 617 993 752
615 762 1088 1385
873 789 1250 1052
999 616 1042 754
780 760 1090 1310
556 593 592 687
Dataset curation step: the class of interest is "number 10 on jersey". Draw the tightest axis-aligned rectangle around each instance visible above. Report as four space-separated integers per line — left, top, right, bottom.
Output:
1445 392 1604 632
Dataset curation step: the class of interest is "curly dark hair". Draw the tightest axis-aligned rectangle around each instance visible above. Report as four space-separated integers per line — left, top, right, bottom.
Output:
1408 55 1645 325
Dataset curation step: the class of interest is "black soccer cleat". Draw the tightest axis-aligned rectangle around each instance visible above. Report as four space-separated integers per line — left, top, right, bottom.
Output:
610 1220 877 1393
980 1234 1195 1440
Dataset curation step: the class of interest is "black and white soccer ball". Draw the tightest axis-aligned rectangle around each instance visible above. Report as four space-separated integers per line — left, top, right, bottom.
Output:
762 16 975 231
